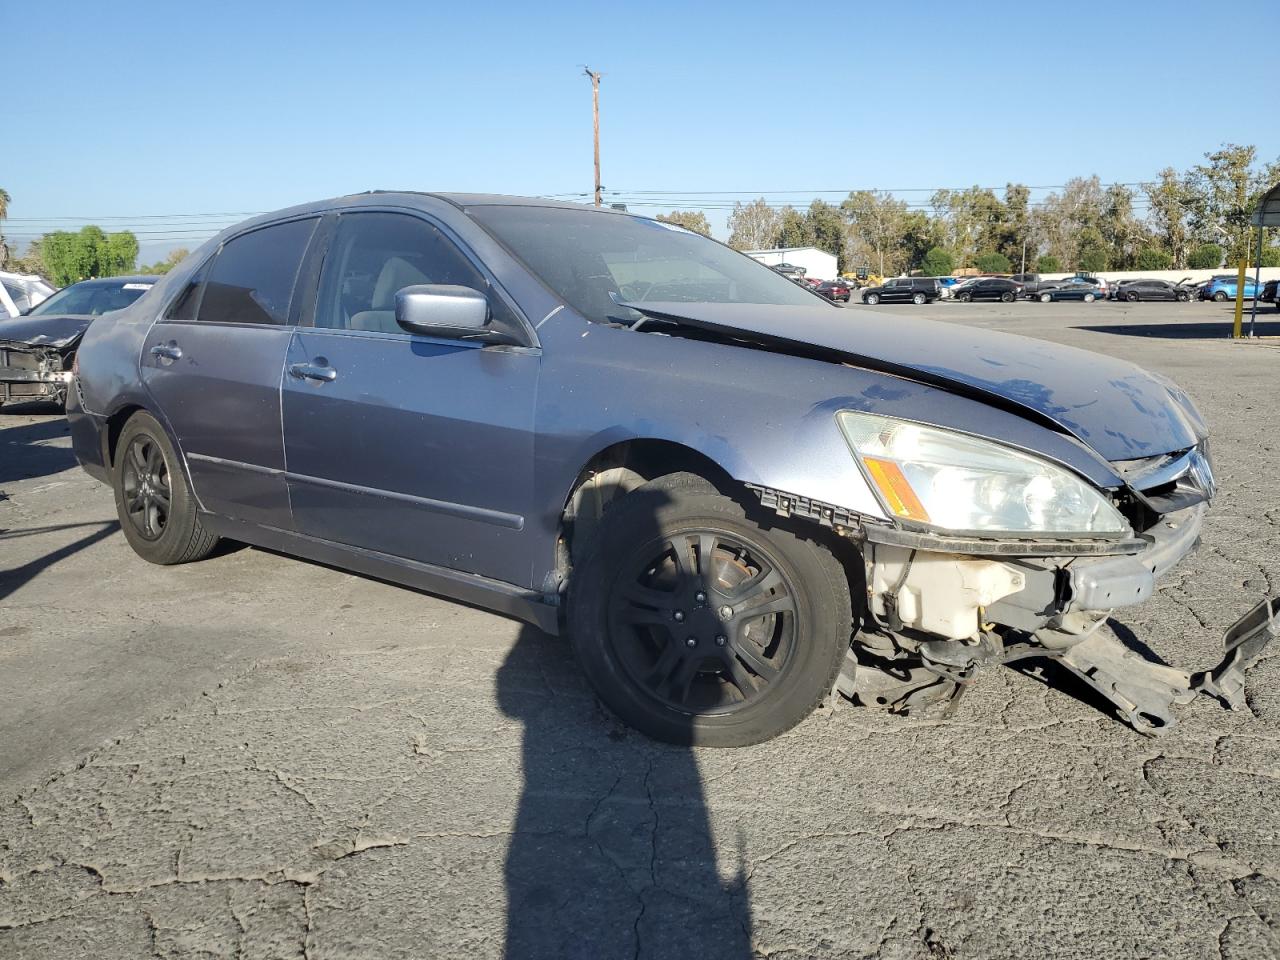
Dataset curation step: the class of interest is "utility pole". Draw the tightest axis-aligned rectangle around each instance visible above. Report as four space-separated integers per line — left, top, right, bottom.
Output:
583 67 602 207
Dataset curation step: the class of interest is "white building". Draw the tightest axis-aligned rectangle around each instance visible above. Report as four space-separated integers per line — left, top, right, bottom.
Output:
744 246 838 282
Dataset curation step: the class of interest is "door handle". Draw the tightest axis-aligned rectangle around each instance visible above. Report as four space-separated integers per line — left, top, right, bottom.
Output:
150 342 182 362
288 361 337 383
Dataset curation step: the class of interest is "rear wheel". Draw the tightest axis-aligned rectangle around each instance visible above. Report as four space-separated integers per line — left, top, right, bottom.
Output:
1213 291 1228 302
1084 293 1096 303
112 411 219 565
864 293 880 305
911 292 926 305
568 475 852 746
1000 291 1015 303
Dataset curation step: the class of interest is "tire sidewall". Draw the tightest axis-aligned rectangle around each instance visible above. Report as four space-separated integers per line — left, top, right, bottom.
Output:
568 488 850 746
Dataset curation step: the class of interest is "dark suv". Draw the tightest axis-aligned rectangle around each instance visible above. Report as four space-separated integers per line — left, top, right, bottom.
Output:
860 277 939 305
954 277 1022 303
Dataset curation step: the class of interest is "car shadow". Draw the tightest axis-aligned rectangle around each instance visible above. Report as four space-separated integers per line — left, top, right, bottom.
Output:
494 484 753 959
0 520 119 604
1075 317 1280 339
0 415 77 484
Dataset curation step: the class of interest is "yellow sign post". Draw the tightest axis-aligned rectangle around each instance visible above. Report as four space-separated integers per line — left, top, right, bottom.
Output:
1232 256 1247 339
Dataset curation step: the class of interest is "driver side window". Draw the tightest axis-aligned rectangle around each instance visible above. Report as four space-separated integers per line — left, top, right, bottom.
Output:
313 213 491 334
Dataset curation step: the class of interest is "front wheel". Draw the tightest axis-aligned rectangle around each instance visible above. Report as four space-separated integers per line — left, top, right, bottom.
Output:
1126 292 1140 302
864 293 880 305
1000 291 1015 303
1039 292 1052 303
912 292 927 305
957 293 971 303
1177 292 1190 302
568 475 853 747
112 411 219 565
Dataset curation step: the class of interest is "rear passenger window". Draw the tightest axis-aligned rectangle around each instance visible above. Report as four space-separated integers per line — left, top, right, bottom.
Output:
313 212 497 334
197 218 318 326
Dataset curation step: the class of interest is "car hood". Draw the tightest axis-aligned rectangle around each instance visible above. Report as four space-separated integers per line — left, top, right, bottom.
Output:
0 314 94 350
622 302 1205 461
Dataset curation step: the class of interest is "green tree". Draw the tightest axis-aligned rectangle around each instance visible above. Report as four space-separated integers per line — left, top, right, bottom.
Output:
776 206 811 249
0 187 9 267
39 225 139 286
1187 243 1223 269
726 198 780 250
1036 254 1062 272
920 247 955 276
1260 247 1280 268
1184 144 1280 263
1099 184 1149 269
140 248 190 275
841 190 907 276
1076 225 1109 271
654 210 712 236
805 200 846 269
1143 168 1193 268
1135 247 1174 270
974 251 1012 273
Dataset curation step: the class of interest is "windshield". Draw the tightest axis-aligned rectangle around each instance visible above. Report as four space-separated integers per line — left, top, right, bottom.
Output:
27 279 153 317
466 205 825 323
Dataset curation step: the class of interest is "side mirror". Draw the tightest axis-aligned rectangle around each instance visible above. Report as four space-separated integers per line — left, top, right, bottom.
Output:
394 284 490 339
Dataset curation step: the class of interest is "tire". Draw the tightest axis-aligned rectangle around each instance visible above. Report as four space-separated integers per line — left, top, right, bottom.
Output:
912 292 926 305
1084 293 1095 303
958 293 971 303
1039 292 1052 303
1213 291 1228 302
567 474 853 747
112 411 219 565
1126 291 1140 302
864 293 879 305
1000 291 1015 303
1177 292 1190 302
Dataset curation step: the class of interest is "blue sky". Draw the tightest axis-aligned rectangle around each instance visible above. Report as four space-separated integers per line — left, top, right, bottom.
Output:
5 0 1277 259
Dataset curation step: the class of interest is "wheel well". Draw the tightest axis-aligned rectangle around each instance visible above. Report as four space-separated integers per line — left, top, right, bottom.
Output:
104 404 145 468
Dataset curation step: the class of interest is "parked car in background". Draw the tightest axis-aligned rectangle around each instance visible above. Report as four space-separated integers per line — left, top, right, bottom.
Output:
1201 275 1260 301
860 277 940 305
0 271 56 319
1034 282 1101 303
0 275 157 407
770 263 805 280
953 277 1021 302
814 280 852 303
65 192 1273 744
1114 279 1194 302
1260 279 1278 309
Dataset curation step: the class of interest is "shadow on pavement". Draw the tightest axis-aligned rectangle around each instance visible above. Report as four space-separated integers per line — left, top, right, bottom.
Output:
1075 318 1280 339
0 415 76 484
0 521 118 603
495 482 753 959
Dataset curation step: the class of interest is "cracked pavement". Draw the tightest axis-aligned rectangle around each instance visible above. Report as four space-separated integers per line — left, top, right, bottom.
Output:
2 302 1279 959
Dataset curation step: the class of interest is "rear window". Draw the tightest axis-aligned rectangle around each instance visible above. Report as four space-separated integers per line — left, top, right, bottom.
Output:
197 219 318 326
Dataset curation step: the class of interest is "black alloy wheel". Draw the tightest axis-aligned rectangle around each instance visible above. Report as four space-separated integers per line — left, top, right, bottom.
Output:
1000 291 1015 302
1126 291 1140 302
608 531 797 715
121 434 171 541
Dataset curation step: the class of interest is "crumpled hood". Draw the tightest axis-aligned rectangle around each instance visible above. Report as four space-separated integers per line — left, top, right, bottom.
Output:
623 302 1205 461
0 314 94 350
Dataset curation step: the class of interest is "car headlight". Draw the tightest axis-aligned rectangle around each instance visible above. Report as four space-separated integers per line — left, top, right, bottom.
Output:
836 411 1129 535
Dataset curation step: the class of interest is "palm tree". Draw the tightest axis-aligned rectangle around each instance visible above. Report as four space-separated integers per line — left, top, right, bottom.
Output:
0 188 10 267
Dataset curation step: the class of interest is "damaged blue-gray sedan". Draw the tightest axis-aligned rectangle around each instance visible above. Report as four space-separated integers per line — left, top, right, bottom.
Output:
65 193 1277 745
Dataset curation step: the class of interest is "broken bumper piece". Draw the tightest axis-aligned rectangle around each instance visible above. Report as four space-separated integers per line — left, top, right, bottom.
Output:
1036 596 1276 735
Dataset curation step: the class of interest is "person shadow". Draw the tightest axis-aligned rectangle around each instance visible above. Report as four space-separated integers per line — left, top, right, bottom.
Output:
496 481 754 959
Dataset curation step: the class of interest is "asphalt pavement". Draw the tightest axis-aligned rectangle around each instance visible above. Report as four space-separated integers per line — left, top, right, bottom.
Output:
2 299 1279 959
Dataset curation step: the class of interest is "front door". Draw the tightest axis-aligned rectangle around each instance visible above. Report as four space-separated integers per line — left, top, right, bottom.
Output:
141 217 319 527
281 211 540 588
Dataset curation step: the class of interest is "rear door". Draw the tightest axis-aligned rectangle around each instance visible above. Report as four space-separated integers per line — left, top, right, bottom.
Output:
141 217 319 527
280 210 540 587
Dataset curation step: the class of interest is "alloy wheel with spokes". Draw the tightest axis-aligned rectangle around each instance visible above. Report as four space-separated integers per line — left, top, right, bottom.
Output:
121 434 171 540
608 530 798 715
